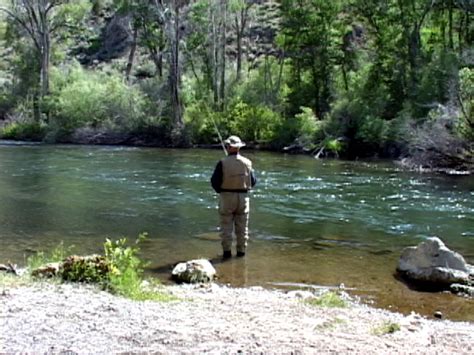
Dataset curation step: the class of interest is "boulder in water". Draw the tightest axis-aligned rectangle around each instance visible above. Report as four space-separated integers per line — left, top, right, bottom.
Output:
397 237 473 288
171 259 216 284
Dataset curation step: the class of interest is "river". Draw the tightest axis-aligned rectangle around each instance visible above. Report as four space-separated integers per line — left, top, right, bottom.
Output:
0 142 473 320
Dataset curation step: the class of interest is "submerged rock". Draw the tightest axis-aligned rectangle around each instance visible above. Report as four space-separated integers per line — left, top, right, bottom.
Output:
171 259 216 284
397 237 473 289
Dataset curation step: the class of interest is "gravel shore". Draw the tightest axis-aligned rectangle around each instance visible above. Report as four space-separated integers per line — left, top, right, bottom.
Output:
1 282 473 354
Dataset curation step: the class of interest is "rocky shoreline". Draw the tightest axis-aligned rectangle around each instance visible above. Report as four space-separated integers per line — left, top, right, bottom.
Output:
1 282 473 353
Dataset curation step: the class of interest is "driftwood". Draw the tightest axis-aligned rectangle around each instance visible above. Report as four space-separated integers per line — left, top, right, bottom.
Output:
0 263 18 275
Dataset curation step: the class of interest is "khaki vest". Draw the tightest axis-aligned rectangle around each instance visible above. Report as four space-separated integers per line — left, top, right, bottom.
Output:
221 154 253 191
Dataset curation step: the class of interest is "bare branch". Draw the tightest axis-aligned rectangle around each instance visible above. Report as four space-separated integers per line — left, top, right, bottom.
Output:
0 6 41 51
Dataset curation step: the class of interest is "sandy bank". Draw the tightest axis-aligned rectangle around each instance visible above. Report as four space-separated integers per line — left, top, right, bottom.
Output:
1 282 473 353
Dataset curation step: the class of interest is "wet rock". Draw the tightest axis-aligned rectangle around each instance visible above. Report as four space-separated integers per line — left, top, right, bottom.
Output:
434 311 443 319
397 237 472 287
171 259 216 284
31 263 61 278
450 283 474 297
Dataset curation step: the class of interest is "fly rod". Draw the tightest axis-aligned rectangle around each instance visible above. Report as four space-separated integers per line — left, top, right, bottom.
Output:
210 115 227 156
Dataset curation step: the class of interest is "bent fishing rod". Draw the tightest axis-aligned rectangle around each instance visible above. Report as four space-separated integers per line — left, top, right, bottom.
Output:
209 115 228 156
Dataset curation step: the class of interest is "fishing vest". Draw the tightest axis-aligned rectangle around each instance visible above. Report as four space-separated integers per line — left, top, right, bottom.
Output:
221 154 253 191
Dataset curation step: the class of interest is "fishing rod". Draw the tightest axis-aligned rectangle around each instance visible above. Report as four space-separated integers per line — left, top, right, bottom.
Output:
209 115 228 156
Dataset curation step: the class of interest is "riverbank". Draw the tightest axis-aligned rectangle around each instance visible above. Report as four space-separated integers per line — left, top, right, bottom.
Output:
1 136 472 175
1 282 473 353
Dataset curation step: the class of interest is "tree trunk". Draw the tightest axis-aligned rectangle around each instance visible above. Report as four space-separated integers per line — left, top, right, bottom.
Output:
219 0 226 111
235 4 249 82
126 26 139 82
211 3 218 105
149 46 163 77
39 13 50 99
169 3 183 128
236 16 242 82
448 0 454 50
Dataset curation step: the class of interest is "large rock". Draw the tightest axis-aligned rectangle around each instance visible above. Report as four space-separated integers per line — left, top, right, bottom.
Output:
171 259 216 284
397 237 472 287
31 262 61 278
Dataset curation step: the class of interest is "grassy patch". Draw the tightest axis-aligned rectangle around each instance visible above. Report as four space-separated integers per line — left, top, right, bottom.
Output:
0 121 47 141
10 235 174 302
372 321 401 335
0 272 30 288
306 291 348 308
26 241 72 271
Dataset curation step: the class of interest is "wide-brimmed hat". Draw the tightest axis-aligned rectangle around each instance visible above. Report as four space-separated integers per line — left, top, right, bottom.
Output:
224 135 246 148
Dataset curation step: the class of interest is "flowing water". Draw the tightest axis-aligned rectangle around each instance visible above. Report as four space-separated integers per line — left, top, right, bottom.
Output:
1 142 473 320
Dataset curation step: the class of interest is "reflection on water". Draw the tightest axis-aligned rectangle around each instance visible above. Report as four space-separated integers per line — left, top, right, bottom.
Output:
0 143 473 321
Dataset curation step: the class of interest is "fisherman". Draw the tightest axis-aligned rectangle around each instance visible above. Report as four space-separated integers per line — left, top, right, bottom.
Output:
211 135 256 258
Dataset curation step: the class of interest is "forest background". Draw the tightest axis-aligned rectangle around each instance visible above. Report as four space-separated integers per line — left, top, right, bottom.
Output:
0 0 472 170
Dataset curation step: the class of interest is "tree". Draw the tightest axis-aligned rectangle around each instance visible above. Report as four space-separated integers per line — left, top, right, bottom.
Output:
230 0 253 82
152 0 187 130
0 0 86 119
279 0 342 118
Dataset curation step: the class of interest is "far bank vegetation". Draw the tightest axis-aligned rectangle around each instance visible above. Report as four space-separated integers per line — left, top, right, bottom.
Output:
0 0 472 171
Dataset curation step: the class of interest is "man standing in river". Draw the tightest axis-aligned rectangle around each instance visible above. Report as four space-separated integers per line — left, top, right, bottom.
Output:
211 135 256 258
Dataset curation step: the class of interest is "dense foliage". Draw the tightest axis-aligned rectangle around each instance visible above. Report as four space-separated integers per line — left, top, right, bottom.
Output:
0 0 472 168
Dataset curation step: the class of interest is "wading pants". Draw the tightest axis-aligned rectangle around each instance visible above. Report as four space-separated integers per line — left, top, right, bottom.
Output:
219 192 250 253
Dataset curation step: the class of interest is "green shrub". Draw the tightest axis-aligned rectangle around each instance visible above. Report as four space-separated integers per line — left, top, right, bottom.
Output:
458 67 473 141
227 101 282 143
25 235 172 301
61 255 109 283
277 106 321 147
184 100 283 145
0 120 47 141
103 233 170 301
104 235 145 297
184 101 226 144
355 115 389 149
47 63 147 138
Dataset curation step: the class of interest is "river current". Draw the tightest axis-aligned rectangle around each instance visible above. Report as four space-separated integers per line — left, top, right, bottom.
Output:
0 143 473 320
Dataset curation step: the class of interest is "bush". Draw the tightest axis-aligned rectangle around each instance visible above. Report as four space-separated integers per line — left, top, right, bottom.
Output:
103 233 169 300
184 100 283 145
227 101 282 143
1 120 47 141
62 255 110 283
47 63 147 139
277 106 321 147
26 235 172 301
184 101 226 144
355 115 389 150
458 67 473 141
